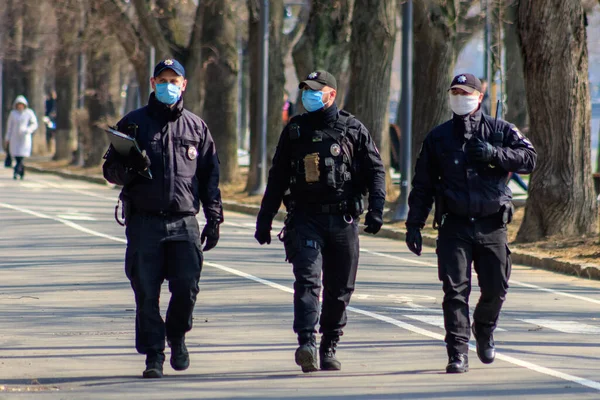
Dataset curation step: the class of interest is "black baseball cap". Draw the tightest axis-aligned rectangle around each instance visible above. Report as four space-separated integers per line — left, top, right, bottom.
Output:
299 70 337 91
153 59 186 78
449 73 482 94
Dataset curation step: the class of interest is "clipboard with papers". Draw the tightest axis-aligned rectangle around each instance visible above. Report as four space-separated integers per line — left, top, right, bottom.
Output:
105 127 153 179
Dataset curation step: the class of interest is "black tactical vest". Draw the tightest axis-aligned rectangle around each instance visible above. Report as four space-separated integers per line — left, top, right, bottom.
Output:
288 111 355 204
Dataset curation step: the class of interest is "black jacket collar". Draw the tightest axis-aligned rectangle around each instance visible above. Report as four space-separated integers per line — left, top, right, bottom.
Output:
147 92 184 122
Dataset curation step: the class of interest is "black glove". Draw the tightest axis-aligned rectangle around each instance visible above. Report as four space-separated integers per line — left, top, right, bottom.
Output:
465 138 497 163
255 217 272 245
125 148 151 172
364 210 383 234
201 220 220 252
406 225 422 256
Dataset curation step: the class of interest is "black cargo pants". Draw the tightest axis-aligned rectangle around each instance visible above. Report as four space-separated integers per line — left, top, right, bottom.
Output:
125 213 203 356
284 211 360 343
436 213 511 356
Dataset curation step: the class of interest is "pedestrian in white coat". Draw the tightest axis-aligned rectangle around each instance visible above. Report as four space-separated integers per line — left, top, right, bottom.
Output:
4 95 38 179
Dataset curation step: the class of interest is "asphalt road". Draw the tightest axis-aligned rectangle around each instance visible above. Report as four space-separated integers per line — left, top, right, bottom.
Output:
2 168 600 399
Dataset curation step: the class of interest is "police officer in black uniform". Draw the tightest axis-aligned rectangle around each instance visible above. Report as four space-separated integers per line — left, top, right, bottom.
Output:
254 70 386 373
405 73 536 373
103 59 223 379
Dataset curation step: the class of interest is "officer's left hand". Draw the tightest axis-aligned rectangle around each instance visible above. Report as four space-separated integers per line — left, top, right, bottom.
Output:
364 211 383 234
201 220 220 252
465 138 498 163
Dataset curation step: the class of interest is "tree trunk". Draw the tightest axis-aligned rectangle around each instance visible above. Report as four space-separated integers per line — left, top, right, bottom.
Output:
292 0 353 113
516 0 596 241
54 0 81 161
82 11 123 167
344 0 397 193
411 2 456 166
22 0 49 155
245 0 287 192
2 0 25 142
504 0 528 129
201 0 239 183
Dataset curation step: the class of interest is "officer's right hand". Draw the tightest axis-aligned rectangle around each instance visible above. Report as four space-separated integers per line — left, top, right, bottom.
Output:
405 225 422 256
126 148 151 172
254 228 271 245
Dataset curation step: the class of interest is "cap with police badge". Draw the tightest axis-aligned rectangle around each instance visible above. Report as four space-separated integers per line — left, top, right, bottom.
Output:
449 73 482 94
299 70 337 91
153 59 186 78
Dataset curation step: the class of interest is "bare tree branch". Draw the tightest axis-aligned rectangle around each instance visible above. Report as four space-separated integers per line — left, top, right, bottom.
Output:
96 0 148 62
131 0 174 57
283 2 310 49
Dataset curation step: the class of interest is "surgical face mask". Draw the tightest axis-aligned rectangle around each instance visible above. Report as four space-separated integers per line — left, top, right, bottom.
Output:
448 93 480 116
155 82 182 105
302 90 331 112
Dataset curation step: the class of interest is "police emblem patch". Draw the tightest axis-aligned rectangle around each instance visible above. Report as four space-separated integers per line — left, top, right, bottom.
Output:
164 59 174 66
187 145 198 160
308 72 318 79
330 144 341 156
457 75 467 83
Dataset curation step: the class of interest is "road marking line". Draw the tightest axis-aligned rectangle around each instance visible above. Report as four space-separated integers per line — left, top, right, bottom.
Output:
509 279 600 305
2 201 600 391
404 314 507 332
12 179 600 306
519 319 600 335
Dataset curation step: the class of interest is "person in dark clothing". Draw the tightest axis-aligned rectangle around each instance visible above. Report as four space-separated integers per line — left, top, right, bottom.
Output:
255 70 386 373
102 59 223 379
405 73 536 374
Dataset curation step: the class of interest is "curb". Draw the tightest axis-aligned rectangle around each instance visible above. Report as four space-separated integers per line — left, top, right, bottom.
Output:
24 165 600 281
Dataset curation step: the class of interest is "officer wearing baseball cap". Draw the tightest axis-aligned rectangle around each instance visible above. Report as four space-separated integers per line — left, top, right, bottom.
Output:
103 58 223 378
404 73 537 373
255 70 386 373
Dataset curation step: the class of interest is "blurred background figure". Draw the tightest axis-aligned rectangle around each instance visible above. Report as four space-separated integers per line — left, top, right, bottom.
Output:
4 95 39 180
44 90 57 152
282 89 295 125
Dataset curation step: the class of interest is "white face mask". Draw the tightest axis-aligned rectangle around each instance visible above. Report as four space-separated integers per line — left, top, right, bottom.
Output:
448 93 480 116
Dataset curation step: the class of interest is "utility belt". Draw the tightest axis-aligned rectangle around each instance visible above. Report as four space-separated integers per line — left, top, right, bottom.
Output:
136 210 195 218
438 203 514 227
293 197 364 217
114 195 194 226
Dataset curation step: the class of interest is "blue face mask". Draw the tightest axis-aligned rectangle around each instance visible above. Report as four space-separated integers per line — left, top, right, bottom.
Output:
155 82 182 105
302 90 326 112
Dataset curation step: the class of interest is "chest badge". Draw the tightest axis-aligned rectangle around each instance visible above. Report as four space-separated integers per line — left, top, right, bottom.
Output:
330 144 341 156
187 145 198 160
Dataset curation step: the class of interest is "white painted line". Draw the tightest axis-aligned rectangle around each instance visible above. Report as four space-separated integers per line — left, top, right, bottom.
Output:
404 314 507 332
360 248 436 267
31 179 115 201
519 319 600 335
56 214 97 221
510 279 600 306
403 314 447 330
14 178 600 307
2 201 600 391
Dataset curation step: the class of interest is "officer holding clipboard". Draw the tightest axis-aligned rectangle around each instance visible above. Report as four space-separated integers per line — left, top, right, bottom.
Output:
102 59 223 379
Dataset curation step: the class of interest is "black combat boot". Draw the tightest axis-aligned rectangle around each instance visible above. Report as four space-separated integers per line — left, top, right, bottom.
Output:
168 337 190 371
143 352 165 379
446 353 469 373
295 334 318 373
472 323 495 364
319 336 341 371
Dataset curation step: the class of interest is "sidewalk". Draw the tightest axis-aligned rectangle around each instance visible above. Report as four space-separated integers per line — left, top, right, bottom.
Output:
20 159 600 281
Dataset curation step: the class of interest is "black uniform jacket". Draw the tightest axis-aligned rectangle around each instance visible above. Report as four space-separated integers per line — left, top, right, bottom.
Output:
103 93 223 223
407 109 537 228
257 104 386 225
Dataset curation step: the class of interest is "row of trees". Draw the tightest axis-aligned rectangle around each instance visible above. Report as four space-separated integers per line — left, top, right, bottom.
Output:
0 0 597 244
